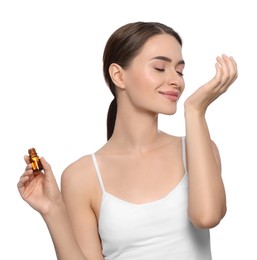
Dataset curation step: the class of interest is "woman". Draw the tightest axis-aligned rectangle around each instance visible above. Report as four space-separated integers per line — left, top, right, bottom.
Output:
18 21 238 260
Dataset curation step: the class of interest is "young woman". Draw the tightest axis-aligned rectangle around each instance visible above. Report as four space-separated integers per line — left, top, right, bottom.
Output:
18 21 238 260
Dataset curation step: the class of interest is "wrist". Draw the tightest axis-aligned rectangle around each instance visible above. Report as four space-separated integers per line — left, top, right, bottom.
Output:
41 198 66 222
184 104 206 119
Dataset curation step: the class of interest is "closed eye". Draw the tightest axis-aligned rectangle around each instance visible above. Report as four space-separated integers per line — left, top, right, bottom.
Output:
177 71 184 76
155 68 165 72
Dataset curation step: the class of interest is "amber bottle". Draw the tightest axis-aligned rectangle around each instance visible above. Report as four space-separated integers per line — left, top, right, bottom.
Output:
28 148 43 172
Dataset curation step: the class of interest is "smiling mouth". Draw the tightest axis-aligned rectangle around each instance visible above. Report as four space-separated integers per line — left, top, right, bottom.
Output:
158 91 180 102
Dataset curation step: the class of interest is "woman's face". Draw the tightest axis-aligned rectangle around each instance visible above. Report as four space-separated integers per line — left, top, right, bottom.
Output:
122 34 185 115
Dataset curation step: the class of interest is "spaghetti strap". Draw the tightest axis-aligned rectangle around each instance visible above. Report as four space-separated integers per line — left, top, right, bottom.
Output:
181 136 188 173
91 153 105 193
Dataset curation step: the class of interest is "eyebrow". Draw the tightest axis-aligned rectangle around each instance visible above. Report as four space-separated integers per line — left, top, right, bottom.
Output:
151 56 185 66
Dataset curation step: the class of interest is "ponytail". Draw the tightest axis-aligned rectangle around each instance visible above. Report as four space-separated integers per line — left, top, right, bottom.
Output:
107 97 117 140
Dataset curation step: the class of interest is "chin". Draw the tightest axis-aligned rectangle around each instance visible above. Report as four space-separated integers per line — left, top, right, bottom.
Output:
159 111 176 116
160 109 177 116
164 111 177 116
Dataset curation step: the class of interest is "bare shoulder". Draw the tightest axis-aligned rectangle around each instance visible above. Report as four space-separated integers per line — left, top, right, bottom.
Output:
62 155 93 179
61 155 93 183
61 154 99 202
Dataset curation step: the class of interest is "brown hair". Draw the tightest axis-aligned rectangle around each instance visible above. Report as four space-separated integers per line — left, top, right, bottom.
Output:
102 22 182 140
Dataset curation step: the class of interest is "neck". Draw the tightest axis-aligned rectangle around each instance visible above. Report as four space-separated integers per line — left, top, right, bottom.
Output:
108 107 162 154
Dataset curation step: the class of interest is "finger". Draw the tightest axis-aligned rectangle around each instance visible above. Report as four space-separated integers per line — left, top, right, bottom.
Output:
40 157 50 171
22 160 34 176
23 155 33 173
24 155 31 165
40 157 55 180
216 55 230 88
222 54 236 75
17 175 30 195
208 62 222 91
215 62 222 82
23 169 34 177
230 56 238 71
228 56 238 83
25 163 32 171
18 175 29 187
20 169 33 184
21 164 36 186
220 55 238 91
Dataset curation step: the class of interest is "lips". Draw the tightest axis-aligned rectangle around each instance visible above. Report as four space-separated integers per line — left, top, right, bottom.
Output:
158 91 180 102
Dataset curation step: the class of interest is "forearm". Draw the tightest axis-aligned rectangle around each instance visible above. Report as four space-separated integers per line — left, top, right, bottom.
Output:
42 201 87 260
185 109 226 228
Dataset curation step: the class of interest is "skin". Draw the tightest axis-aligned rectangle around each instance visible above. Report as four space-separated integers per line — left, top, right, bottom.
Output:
17 34 238 259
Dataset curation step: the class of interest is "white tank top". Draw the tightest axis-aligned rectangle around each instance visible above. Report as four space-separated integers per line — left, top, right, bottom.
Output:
91 137 212 260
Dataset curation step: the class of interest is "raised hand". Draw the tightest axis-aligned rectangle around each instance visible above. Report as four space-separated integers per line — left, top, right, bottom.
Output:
184 54 238 115
17 156 62 216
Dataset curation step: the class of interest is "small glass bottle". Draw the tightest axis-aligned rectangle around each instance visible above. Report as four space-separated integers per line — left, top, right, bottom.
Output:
28 148 43 172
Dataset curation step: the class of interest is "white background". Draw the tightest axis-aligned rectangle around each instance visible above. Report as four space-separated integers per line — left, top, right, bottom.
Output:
1 0 256 259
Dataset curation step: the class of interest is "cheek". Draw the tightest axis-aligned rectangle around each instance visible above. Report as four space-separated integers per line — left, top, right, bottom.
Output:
144 68 166 86
126 68 160 91
124 66 169 98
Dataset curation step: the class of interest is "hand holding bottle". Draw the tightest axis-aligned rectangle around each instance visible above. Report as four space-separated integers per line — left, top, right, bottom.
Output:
17 154 63 216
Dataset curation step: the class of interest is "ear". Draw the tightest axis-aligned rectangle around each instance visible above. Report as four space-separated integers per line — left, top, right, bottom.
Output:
109 63 126 90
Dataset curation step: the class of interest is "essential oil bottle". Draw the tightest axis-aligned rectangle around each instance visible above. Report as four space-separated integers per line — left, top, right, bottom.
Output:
28 148 43 172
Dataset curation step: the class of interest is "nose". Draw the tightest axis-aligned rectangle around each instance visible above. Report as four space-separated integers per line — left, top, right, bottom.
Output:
169 80 180 87
168 73 184 90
